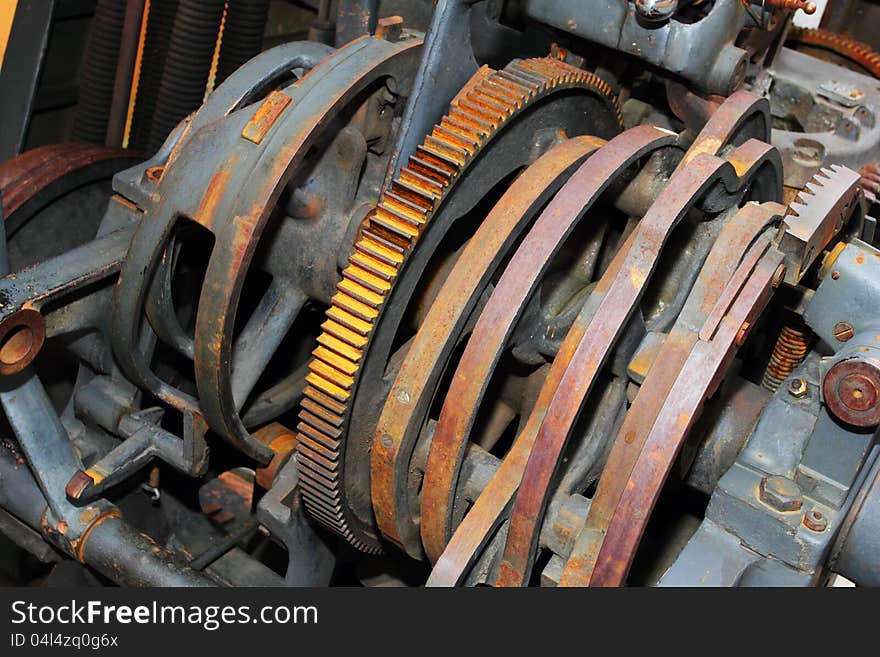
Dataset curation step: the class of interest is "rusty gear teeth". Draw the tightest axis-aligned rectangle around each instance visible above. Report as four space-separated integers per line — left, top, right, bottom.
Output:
788 28 880 79
294 57 622 553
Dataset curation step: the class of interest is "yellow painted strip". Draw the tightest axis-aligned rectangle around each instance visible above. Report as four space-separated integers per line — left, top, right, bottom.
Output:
0 0 19 75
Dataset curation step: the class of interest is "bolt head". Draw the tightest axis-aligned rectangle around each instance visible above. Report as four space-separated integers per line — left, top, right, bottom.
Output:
788 377 808 398
833 322 855 342
803 508 828 532
759 475 803 512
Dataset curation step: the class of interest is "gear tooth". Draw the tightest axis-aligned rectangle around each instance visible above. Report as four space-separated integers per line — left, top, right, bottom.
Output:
494 69 539 94
305 371 349 401
805 181 825 196
343 264 393 295
297 422 341 454
296 56 622 552
457 98 504 126
398 168 444 198
301 395 344 427
448 107 494 133
788 28 880 78
371 207 421 240
414 144 461 173
312 346 359 377
433 123 479 152
308 358 355 390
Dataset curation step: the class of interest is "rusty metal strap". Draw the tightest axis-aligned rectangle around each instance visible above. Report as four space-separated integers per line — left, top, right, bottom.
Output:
576 244 785 586
420 125 677 564
369 135 606 558
557 205 783 587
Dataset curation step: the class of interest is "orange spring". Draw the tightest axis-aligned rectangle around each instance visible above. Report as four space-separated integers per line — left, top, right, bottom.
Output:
787 28 880 79
762 324 812 391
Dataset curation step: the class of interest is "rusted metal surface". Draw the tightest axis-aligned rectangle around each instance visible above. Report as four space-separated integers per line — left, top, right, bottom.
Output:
824 356 880 428
0 226 133 332
583 246 785 586
0 143 138 218
777 164 863 285
253 422 298 489
369 135 606 558
241 91 293 144
298 56 622 553
557 139 861 587
558 205 784 587
199 469 256 525
420 125 674 565
481 92 779 586
765 0 816 14
762 324 812 391
0 308 45 376
495 140 782 587
860 163 880 203
427 227 641 586
109 34 424 493
787 28 880 78
677 89 770 169
665 81 724 135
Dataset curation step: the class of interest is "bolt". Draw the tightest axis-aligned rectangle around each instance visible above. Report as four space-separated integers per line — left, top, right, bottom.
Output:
788 377 808 398
759 475 803 512
396 388 411 404
833 322 855 342
381 433 394 449
803 508 828 531
831 270 840 280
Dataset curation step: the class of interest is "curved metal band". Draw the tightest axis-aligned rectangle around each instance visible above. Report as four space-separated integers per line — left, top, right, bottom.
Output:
558 202 786 587
494 103 780 585
370 135 607 557
297 56 623 552
421 125 679 566
143 41 334 362
587 243 785 586
110 35 423 462
0 143 140 228
494 153 745 586
426 227 641 586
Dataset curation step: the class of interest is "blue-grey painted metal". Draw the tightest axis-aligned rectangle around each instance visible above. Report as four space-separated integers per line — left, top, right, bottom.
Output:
522 0 748 95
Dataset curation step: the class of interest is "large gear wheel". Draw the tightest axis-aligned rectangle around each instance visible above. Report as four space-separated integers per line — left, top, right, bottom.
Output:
296 56 623 552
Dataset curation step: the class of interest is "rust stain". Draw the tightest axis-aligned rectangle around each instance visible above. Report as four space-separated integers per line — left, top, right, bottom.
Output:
195 167 232 228
242 91 293 145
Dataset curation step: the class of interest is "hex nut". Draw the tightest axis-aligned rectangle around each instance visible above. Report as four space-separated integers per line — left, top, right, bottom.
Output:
759 475 803 512
803 509 828 532
788 377 808 398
